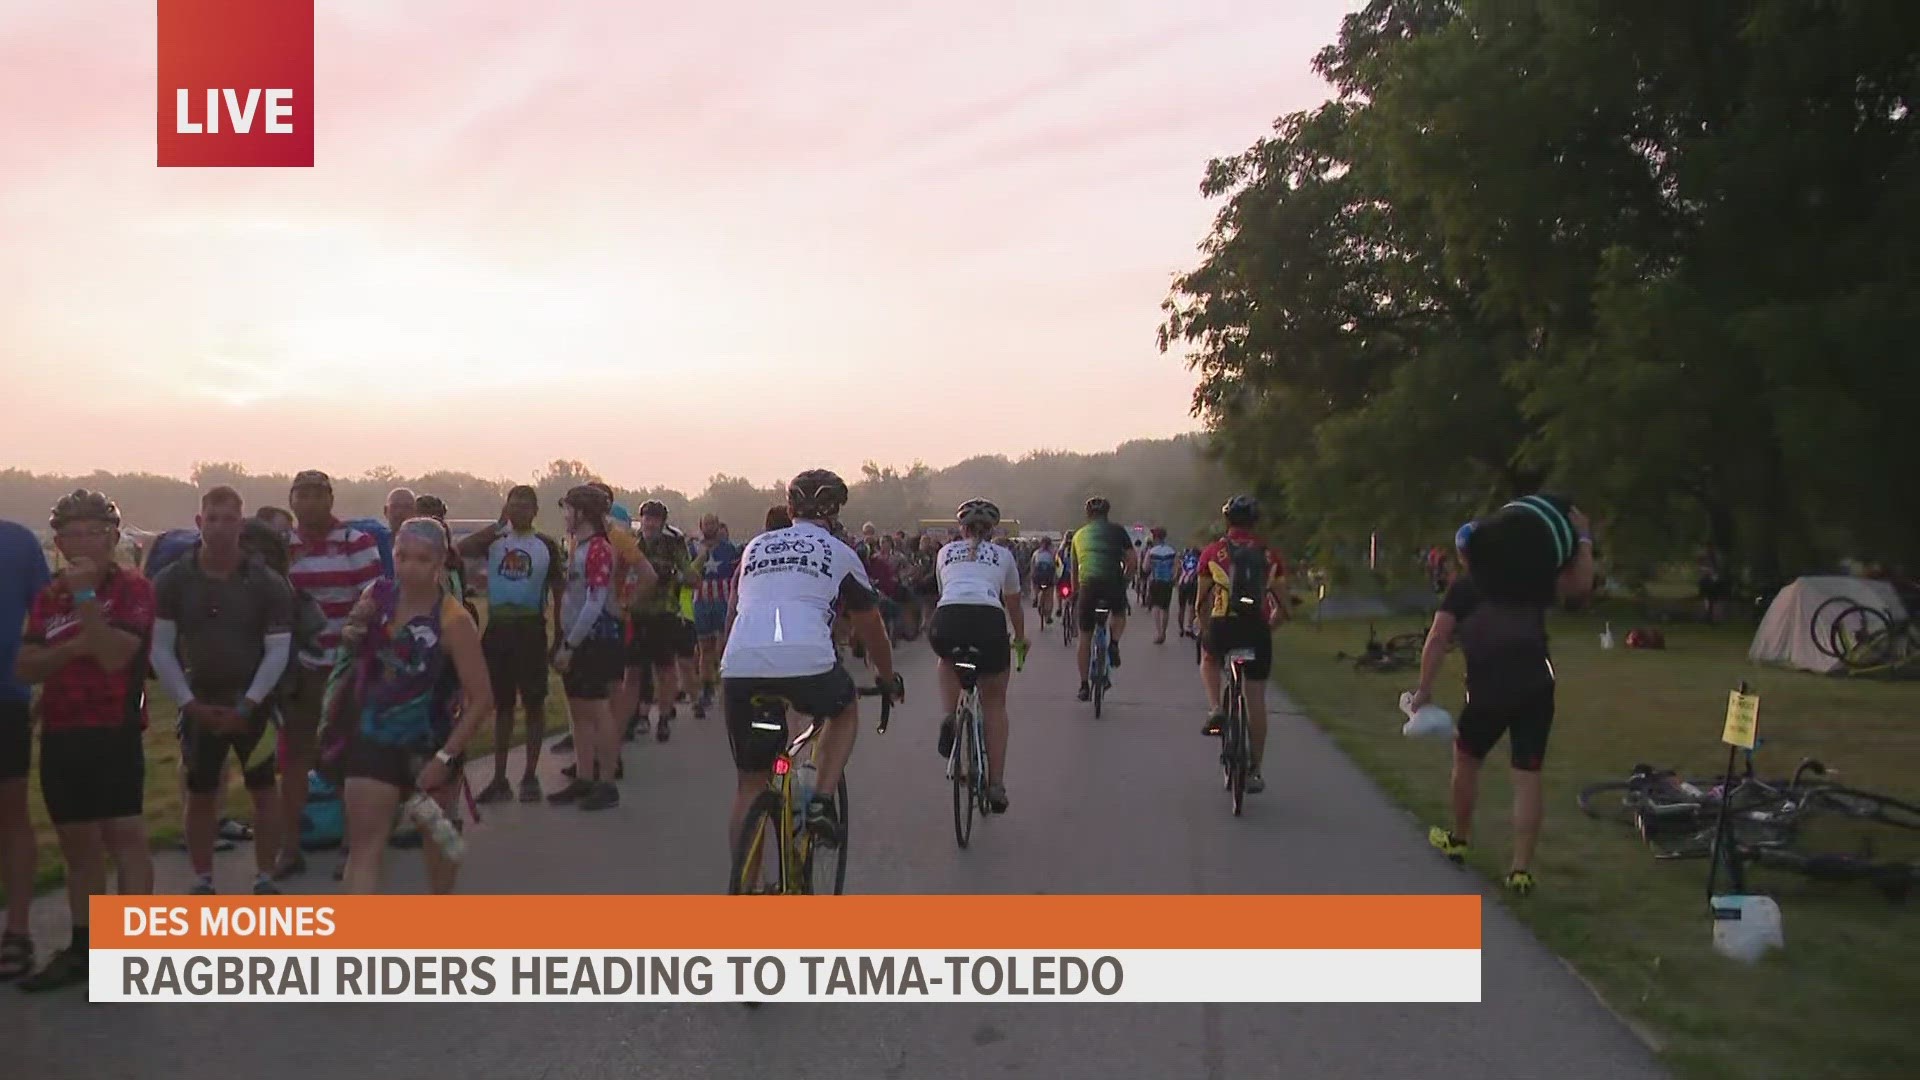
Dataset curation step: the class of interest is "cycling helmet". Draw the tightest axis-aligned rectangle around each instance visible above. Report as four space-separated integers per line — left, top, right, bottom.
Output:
638 499 669 519
1222 494 1258 528
955 498 1001 531
1454 521 1476 552
50 489 121 532
609 504 632 526
787 469 849 520
1085 496 1111 517
561 484 612 515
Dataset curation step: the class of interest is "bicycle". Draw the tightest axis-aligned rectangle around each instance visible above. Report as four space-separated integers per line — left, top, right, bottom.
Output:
1060 584 1078 647
727 676 901 896
946 641 1025 848
1217 647 1256 816
1809 596 1920 678
1087 606 1113 718
1337 623 1424 674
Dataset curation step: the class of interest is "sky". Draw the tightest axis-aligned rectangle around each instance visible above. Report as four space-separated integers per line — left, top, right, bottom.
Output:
0 0 1355 493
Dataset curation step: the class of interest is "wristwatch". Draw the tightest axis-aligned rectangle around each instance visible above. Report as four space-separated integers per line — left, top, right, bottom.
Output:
433 748 456 767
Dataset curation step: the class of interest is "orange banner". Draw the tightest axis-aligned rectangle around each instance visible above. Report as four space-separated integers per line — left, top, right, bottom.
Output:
91 895 1480 951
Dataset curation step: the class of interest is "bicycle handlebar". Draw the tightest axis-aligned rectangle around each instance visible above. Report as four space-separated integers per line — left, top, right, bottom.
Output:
857 673 905 734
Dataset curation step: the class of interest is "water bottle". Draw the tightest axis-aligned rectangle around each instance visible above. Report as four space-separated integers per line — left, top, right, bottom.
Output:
793 760 818 817
1600 622 1615 650
404 792 467 864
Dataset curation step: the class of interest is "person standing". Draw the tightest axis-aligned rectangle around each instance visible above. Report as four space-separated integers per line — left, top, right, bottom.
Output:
0 519 51 981
1410 505 1594 896
13 491 156 991
149 486 294 896
277 471 382 879
627 501 692 742
458 487 565 804
336 520 492 893
690 514 740 716
548 486 627 810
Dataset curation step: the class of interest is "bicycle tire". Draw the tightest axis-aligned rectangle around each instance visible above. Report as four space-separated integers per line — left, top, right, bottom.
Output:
1227 677 1247 816
1808 786 1920 830
951 705 976 849
799 776 852 895
728 790 785 895
1809 595 1860 659
1385 632 1425 661
1832 605 1892 666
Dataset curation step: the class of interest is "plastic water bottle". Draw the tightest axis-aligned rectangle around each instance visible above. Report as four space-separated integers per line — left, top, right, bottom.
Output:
793 761 818 815
1600 622 1615 650
404 792 467 864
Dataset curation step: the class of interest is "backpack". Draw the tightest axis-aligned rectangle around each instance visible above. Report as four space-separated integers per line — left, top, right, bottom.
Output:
1224 539 1271 614
299 772 345 851
143 528 201 581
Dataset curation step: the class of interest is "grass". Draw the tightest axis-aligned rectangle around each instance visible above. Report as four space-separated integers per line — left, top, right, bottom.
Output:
1273 609 1920 1080
3 598 575 904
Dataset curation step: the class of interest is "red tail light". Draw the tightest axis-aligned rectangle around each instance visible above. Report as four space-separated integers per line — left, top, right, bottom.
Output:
772 757 790 776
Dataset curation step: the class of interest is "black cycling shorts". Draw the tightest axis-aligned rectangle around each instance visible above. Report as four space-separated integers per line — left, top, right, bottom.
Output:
1075 578 1131 630
179 703 277 796
1456 683 1556 771
675 617 698 660
1178 580 1199 603
626 612 682 667
484 617 550 714
40 726 145 825
341 738 464 794
928 604 1013 676
1203 616 1273 682
0 699 29 783
1147 581 1175 610
561 637 623 701
723 665 859 773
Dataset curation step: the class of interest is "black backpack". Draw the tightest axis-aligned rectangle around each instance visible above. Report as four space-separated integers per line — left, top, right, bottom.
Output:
1223 538 1270 615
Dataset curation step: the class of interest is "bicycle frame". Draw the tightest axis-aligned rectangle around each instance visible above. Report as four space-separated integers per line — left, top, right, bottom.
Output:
1088 607 1112 717
948 656 988 847
1221 650 1255 815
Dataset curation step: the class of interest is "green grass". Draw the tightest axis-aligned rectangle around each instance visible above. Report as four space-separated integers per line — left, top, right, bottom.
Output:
1273 612 1920 1080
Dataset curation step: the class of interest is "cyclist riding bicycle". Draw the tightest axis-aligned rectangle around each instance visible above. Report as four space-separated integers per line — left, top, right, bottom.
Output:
719 470 900 856
928 499 1027 814
1069 498 1137 701
1196 495 1287 795
1029 537 1060 627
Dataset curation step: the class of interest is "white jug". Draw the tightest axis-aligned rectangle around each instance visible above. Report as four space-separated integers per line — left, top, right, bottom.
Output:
1710 894 1783 963
1600 622 1615 650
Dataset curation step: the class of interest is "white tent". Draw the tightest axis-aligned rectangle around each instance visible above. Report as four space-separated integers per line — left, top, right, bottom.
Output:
1749 575 1910 674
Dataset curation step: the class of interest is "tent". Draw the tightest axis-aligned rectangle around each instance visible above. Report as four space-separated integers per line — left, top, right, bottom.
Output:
1749 575 1910 674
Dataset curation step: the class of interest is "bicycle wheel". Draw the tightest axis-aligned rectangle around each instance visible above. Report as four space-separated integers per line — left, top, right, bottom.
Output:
1577 780 1646 825
1810 595 1859 658
1227 680 1248 816
800 776 852 895
951 705 976 849
1808 786 1920 830
728 790 785 895
1832 605 1891 665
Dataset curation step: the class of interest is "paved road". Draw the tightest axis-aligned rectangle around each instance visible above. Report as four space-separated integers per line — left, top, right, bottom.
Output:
9 618 1666 1079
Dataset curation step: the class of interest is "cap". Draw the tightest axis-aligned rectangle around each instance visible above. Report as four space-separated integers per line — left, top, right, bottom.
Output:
291 470 333 492
610 504 633 525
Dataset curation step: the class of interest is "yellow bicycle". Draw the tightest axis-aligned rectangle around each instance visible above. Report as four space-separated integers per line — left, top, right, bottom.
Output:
728 676 901 896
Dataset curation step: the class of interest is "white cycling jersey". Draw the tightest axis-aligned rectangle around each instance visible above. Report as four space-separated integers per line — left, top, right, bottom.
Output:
720 520 876 679
936 538 1021 611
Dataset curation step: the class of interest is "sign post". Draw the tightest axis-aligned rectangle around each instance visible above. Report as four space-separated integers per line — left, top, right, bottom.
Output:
1706 683 1760 899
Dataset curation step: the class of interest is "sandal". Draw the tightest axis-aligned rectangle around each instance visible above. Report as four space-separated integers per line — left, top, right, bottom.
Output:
0 933 32 981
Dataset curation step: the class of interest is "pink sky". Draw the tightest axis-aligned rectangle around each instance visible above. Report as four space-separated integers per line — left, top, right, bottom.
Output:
0 1 1352 492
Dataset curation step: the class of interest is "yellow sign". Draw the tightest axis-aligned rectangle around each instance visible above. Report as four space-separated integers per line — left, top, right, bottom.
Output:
1722 691 1760 749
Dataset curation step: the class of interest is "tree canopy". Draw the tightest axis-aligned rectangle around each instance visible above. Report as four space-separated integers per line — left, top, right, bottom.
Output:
1162 0 1920 582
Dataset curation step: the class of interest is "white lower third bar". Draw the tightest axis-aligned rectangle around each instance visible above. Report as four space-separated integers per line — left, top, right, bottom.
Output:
91 949 1481 1003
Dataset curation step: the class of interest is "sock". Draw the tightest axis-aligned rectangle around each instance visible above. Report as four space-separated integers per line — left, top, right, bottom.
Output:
70 924 90 952
254 871 273 889
196 871 215 890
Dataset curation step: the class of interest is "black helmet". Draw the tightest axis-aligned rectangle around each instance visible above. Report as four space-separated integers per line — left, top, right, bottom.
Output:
638 499 669 519
1084 496 1111 517
955 498 1001 531
787 469 849 520
50 489 121 532
1223 494 1258 528
561 484 612 515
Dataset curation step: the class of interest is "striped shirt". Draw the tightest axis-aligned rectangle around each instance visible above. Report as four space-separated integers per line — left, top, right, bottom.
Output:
287 520 384 669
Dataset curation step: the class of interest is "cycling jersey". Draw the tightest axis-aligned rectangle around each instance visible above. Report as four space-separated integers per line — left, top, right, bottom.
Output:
1146 543 1179 583
630 530 693 616
720 521 877 679
1200 528 1286 620
935 539 1021 611
485 529 563 620
560 534 622 647
1179 549 1202 584
1070 520 1132 584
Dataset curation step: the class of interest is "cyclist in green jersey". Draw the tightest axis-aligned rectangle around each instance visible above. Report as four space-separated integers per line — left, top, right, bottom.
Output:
1068 497 1137 701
